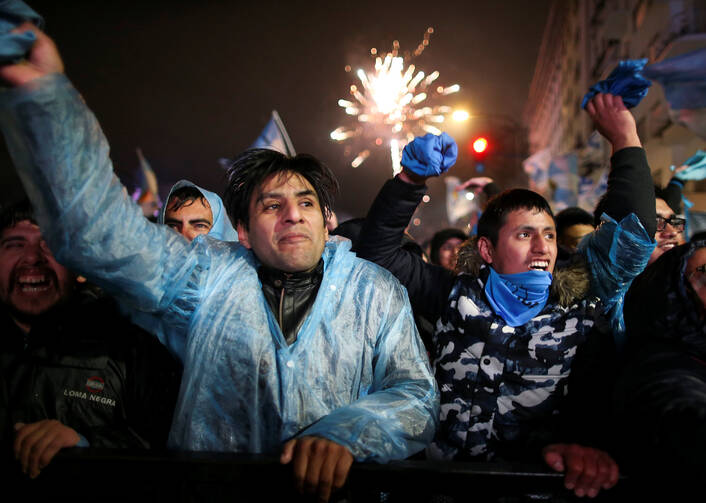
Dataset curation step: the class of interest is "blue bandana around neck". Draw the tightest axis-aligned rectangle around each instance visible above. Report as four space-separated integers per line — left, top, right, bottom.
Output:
484 267 553 327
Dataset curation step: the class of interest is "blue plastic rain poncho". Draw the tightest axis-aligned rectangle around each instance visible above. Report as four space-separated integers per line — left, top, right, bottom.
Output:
581 58 651 109
579 212 655 349
159 179 238 241
0 73 439 460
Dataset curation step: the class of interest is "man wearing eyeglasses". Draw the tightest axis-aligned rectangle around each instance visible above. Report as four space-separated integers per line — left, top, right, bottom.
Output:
649 198 686 265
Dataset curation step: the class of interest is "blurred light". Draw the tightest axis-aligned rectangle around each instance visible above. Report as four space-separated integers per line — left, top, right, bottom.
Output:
422 195 431 203
411 92 427 104
452 110 469 122
473 137 488 153
390 139 401 175
351 150 370 168
413 218 421 226
423 124 442 135
465 192 475 201
441 84 460 95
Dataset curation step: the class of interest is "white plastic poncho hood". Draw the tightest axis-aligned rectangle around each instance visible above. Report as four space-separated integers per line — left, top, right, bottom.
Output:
159 179 238 242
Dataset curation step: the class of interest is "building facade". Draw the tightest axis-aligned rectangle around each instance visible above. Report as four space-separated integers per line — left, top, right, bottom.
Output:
524 0 706 212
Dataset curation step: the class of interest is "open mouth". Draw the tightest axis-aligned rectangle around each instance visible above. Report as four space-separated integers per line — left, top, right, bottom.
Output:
15 273 53 293
658 241 678 251
528 260 549 271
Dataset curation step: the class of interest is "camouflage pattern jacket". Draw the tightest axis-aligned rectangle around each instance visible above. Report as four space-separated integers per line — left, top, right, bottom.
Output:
427 240 602 461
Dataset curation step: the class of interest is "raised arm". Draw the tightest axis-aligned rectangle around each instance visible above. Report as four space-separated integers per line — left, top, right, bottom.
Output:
356 134 458 320
585 93 656 234
581 93 657 339
0 24 202 358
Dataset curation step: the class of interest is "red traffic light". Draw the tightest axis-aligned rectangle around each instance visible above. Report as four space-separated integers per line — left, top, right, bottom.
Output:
472 137 488 154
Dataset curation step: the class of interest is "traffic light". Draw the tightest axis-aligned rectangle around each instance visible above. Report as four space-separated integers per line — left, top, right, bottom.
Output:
472 137 488 154
470 136 489 172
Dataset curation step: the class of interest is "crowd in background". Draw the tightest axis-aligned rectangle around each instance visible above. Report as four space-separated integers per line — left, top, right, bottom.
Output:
2 2 706 502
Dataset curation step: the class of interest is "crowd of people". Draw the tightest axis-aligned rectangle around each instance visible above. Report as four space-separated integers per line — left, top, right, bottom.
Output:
1 5 706 503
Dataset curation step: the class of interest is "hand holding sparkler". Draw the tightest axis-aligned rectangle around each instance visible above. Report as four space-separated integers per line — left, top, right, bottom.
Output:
400 133 457 184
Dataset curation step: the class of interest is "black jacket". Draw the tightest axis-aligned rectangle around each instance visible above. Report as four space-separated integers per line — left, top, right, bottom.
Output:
614 239 706 492
1 290 182 456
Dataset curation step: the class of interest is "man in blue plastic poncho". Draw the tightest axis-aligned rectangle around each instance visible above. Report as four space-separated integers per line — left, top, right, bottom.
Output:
160 180 238 242
0 22 439 502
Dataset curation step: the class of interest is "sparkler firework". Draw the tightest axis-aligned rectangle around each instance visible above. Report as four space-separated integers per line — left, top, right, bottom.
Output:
331 28 462 174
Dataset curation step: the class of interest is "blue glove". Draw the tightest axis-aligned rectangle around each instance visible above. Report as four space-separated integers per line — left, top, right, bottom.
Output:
581 59 651 109
0 0 43 64
401 132 458 177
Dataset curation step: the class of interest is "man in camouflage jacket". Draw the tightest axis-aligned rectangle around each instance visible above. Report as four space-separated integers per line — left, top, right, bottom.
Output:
357 94 657 498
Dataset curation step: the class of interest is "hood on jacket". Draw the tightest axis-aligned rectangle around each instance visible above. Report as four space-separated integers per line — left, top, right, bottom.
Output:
159 180 238 241
455 236 590 308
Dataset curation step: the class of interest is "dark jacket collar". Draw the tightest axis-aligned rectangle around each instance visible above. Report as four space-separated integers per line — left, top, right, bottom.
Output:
257 260 324 290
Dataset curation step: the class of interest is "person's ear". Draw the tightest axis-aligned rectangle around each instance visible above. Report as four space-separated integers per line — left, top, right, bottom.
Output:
477 236 494 264
236 223 251 249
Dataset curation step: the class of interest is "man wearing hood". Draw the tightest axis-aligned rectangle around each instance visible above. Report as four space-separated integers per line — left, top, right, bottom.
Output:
160 180 238 242
357 93 656 498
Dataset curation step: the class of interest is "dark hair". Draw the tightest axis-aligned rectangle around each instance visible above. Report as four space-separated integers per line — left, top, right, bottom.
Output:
555 206 594 239
0 199 36 234
477 189 554 246
330 217 365 242
223 149 339 229
430 228 467 265
654 184 681 214
167 186 207 212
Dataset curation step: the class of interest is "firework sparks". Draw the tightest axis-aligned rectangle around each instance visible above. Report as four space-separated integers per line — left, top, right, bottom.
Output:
331 28 462 174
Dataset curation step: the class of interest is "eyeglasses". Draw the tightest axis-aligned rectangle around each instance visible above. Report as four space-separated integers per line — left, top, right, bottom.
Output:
656 216 686 232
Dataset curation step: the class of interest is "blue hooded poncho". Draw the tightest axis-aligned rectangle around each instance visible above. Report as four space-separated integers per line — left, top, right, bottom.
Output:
0 73 439 460
159 179 238 241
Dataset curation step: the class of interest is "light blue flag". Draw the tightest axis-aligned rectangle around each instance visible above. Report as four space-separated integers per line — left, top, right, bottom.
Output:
548 153 578 211
673 149 706 181
643 47 706 109
522 149 552 193
577 170 608 214
250 110 296 156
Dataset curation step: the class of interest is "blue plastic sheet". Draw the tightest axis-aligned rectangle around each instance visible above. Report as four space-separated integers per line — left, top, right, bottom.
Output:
401 132 457 177
0 0 42 64
581 59 651 109
643 47 706 109
674 149 706 181
579 212 656 348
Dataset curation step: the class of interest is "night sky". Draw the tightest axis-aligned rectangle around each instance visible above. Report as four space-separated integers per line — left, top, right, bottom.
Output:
0 0 551 241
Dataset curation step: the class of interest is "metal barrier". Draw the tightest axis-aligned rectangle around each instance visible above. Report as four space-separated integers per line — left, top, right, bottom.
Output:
5 448 631 502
